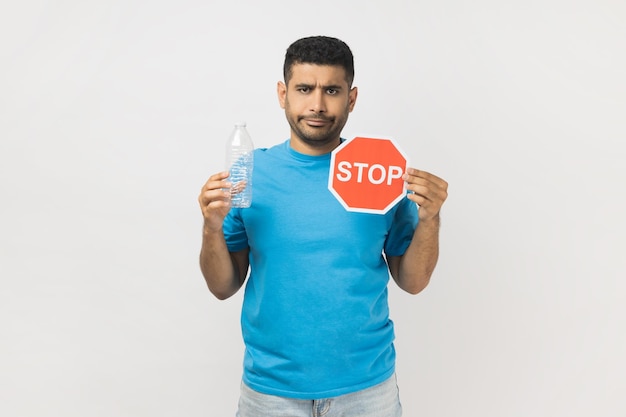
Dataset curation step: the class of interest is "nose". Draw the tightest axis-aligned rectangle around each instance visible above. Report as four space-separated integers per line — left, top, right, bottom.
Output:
310 88 326 113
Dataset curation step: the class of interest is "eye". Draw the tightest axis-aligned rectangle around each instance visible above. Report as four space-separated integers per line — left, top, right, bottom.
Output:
326 88 338 95
297 87 310 94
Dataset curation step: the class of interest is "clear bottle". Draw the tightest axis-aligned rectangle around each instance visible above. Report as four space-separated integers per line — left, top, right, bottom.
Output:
226 122 254 208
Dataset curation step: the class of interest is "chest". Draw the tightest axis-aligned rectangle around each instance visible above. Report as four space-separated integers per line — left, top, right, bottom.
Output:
243 159 393 252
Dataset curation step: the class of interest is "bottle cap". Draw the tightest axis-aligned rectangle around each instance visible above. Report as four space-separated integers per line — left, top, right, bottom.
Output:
235 121 247 127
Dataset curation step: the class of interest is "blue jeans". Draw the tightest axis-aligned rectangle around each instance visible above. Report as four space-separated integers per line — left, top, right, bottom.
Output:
236 374 402 417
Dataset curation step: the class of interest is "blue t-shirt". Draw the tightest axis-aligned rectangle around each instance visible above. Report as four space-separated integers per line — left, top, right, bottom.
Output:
223 139 418 399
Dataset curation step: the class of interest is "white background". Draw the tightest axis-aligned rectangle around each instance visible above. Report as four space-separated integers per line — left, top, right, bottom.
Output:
1 1 625 416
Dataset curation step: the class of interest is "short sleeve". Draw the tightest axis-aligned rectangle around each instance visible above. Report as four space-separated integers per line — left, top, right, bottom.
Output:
223 208 249 252
383 197 418 257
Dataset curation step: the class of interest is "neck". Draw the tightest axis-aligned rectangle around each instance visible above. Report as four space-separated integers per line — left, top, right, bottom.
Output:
289 135 341 156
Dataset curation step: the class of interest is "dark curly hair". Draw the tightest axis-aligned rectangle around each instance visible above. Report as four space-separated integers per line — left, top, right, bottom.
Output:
283 36 355 87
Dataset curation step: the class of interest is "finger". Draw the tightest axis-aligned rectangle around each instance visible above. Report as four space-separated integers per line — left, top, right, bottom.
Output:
209 170 230 181
199 171 232 205
199 187 231 207
230 180 247 195
203 171 232 192
407 183 446 203
406 192 427 208
406 185 446 211
405 168 448 189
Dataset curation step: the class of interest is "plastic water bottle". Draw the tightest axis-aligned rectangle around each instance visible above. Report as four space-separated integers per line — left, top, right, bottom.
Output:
226 122 254 208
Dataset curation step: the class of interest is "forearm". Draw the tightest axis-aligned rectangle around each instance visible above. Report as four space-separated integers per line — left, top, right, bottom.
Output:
199 228 243 300
394 215 440 294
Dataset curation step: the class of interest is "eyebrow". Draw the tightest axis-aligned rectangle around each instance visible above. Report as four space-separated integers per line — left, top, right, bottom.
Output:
294 83 344 90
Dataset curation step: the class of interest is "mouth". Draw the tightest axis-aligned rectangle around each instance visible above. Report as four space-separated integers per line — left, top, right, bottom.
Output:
300 117 334 127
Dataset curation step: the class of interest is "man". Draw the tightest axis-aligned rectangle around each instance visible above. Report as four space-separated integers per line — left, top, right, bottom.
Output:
198 36 448 417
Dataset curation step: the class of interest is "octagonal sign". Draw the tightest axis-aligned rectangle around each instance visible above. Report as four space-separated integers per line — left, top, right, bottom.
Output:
328 136 409 214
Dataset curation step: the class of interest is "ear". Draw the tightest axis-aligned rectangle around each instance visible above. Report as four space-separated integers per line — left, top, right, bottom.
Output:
348 86 358 112
277 81 287 109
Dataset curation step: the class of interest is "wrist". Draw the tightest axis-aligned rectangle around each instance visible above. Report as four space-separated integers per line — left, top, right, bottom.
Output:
202 220 224 236
418 214 440 227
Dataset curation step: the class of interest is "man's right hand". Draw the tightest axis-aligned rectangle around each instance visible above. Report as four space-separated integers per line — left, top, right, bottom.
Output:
198 171 232 233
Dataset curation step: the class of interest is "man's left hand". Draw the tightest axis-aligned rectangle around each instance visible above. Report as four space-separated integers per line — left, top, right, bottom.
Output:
403 168 448 222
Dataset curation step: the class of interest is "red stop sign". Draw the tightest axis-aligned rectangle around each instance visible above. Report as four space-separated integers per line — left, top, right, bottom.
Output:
328 137 409 214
